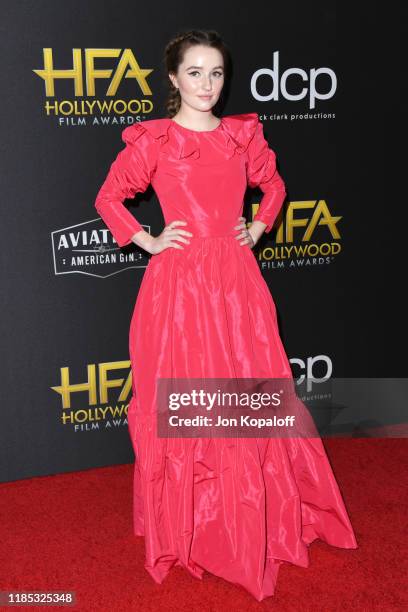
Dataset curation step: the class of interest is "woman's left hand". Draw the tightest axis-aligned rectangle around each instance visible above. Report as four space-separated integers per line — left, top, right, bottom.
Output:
234 216 256 248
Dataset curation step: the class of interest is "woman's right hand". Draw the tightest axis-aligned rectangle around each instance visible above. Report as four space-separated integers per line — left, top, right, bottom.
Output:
132 220 193 255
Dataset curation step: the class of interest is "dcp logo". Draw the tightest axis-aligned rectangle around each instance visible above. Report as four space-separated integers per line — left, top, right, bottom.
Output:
251 51 337 109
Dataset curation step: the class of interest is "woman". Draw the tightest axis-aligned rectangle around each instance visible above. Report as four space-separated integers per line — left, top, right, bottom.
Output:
94 29 357 601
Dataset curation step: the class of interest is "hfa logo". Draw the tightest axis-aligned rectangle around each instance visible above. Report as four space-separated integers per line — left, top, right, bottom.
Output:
51 361 132 431
251 199 343 268
33 48 154 117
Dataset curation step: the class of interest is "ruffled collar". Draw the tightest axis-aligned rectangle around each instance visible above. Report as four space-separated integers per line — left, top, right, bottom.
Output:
122 113 259 160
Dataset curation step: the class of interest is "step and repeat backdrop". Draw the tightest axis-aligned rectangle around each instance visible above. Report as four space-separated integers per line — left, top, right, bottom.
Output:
1 1 395 483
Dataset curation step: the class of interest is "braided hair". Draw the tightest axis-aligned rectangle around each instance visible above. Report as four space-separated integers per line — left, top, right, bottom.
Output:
162 29 232 118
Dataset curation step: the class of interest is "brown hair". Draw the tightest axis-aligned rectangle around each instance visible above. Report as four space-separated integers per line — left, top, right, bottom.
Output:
163 29 232 118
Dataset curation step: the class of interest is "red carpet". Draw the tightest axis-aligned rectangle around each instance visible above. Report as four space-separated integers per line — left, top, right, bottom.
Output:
1 439 407 611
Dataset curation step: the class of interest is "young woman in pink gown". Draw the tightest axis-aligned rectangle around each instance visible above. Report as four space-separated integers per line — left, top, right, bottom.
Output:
94 30 357 601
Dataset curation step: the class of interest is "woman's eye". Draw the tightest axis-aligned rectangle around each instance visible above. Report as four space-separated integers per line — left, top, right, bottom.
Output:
188 71 224 78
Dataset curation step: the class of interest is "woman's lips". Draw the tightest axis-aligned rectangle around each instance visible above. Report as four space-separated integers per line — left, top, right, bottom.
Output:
198 95 213 99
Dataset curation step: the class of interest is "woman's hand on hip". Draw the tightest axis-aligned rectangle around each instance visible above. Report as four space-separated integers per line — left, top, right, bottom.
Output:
132 220 193 255
234 216 257 248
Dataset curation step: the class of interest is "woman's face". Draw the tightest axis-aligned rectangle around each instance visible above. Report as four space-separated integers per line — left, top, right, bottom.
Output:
169 45 225 113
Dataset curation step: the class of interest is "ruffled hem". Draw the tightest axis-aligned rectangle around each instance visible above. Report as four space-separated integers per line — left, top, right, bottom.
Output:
128 397 358 602
121 113 260 160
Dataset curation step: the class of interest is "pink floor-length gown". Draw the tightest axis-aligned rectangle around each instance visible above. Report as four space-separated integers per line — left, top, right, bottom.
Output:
94 113 358 601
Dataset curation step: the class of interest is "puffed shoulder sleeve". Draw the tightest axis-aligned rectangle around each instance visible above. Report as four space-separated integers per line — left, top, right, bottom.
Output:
246 120 286 233
94 123 159 247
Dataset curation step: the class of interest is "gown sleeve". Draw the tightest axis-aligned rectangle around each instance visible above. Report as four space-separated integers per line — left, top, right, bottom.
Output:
246 120 286 233
94 124 159 247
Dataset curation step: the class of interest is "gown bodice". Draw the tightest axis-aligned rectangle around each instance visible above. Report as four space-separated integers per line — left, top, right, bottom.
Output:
95 113 286 245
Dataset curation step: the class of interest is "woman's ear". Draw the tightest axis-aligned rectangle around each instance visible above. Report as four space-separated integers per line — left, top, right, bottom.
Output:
168 72 178 89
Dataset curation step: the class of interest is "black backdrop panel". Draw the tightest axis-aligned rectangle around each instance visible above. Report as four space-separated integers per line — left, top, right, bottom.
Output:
0 1 396 483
